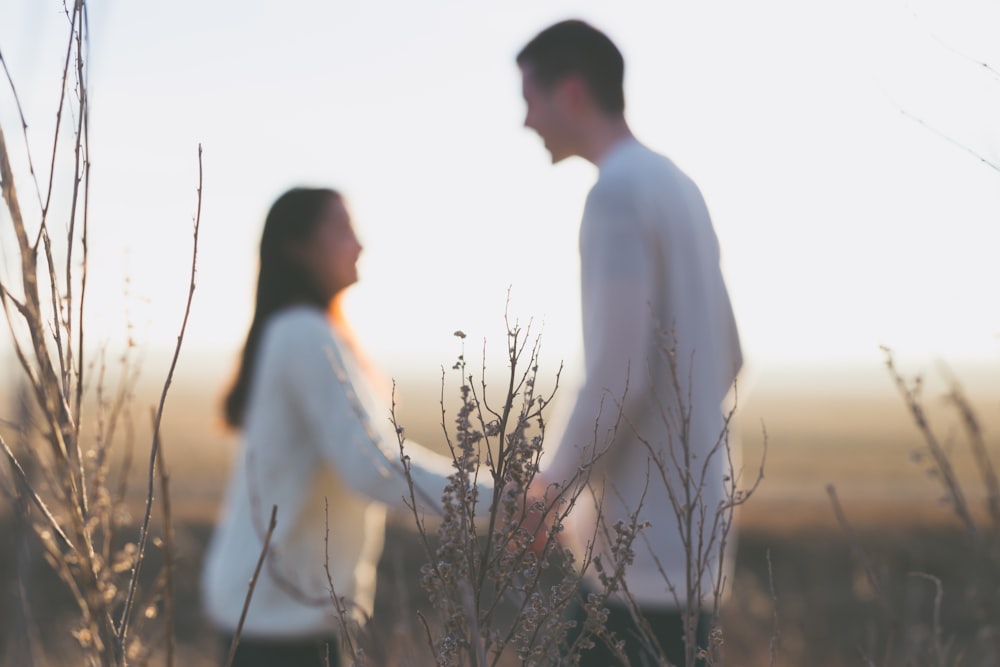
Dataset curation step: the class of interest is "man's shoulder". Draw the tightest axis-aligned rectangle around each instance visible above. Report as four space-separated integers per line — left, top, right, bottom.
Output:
591 143 684 206
600 140 678 183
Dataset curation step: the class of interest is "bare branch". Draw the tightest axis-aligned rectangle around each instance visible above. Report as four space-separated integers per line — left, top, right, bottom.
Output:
323 497 365 665
223 505 278 667
882 348 981 542
1 123 78 467
826 484 893 617
119 144 203 644
909 572 946 667
0 433 76 552
896 104 1000 172
0 48 45 210
64 2 92 434
905 1 1000 81
154 415 176 667
37 0 84 228
940 366 1000 529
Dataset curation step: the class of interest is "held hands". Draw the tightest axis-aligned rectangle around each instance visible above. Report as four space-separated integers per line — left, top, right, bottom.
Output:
504 476 561 557
523 492 550 558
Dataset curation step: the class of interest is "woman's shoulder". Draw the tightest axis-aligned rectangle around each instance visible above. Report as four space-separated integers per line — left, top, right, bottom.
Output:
260 305 338 351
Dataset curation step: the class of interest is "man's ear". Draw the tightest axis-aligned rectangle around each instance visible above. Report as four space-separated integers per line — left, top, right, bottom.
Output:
560 73 591 112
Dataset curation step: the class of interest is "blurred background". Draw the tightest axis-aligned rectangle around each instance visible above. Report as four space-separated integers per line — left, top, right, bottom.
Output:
2 0 999 664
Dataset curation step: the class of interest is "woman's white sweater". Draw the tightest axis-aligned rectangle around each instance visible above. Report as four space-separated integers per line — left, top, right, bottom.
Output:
201 305 482 638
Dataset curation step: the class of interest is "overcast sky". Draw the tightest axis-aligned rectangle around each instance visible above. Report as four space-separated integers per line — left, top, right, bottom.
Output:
2 0 998 392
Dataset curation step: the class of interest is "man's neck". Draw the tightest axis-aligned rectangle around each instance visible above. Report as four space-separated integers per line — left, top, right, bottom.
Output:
578 116 634 165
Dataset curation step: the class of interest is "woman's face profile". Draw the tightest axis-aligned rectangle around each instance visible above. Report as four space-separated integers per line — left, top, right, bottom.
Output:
297 195 363 301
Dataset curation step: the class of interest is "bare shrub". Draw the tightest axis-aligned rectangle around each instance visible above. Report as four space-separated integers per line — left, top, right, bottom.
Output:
389 320 596 666
0 2 202 664
826 350 1000 667
628 329 764 667
356 312 767 667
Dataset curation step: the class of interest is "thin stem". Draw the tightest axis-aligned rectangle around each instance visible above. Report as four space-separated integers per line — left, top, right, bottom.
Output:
826 484 893 617
0 48 45 210
154 418 176 667
39 0 82 226
223 506 278 667
0 434 76 552
119 144 203 644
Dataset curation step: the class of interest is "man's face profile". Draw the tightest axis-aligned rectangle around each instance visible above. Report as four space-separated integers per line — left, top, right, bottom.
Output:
520 64 576 164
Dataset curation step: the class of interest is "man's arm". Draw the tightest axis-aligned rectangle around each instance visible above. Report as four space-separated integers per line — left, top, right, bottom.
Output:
540 181 653 487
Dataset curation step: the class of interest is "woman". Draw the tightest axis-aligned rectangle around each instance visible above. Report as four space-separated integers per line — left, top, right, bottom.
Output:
201 188 483 666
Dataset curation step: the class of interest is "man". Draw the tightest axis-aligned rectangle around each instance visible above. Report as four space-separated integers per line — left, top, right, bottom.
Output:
517 19 743 666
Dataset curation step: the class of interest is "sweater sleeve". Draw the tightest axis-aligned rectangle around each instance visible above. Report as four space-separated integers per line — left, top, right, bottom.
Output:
541 180 654 485
276 312 489 516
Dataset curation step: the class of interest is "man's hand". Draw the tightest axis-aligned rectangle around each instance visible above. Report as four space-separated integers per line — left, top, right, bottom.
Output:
521 490 550 557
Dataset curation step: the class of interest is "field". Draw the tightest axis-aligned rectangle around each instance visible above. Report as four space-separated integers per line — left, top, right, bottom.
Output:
2 360 999 666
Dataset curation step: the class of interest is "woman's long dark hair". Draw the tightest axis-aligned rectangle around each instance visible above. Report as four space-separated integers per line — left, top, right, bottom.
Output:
223 187 341 429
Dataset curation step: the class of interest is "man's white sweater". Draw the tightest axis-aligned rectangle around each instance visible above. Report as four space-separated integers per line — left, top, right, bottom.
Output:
543 137 743 609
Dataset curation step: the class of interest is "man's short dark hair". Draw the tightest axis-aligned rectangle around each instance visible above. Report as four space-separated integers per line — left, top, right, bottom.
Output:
516 19 625 115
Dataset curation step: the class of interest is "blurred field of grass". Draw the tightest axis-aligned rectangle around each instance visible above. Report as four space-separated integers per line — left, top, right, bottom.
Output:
2 361 998 665
114 361 1000 532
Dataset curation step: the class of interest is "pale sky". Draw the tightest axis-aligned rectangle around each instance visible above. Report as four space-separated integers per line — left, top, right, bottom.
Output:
2 0 999 390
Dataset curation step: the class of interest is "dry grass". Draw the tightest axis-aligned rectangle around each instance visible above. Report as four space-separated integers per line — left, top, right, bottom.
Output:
67 361 998 532
10 365 996 665
7 349 997 666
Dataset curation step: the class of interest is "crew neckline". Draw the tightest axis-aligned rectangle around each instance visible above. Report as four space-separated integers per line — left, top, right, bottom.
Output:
597 135 641 171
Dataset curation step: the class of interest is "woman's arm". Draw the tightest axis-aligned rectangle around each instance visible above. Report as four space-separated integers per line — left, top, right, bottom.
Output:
277 309 491 516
